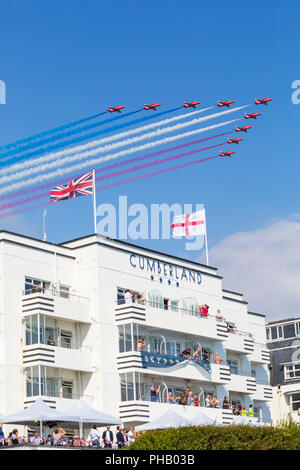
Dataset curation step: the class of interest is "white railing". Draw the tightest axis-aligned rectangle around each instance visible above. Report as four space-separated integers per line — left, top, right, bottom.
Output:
23 287 90 304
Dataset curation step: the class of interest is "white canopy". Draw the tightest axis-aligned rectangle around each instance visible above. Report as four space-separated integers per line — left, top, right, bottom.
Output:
0 398 61 424
56 401 122 426
135 409 190 431
189 412 215 426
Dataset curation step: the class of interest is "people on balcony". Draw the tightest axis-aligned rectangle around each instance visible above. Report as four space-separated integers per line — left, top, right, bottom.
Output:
168 392 175 404
187 390 193 405
47 335 55 346
202 350 211 362
193 348 202 360
200 304 209 317
216 309 224 322
137 336 146 351
214 352 224 365
222 396 230 409
150 384 160 402
125 289 134 304
137 293 146 305
180 348 192 360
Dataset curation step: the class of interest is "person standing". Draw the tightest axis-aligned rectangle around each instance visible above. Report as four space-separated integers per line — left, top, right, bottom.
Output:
88 425 101 447
125 289 133 304
222 396 230 409
102 425 113 448
116 426 125 448
127 427 135 444
150 385 160 402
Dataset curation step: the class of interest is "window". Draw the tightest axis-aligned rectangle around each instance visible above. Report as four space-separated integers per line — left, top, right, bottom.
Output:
285 363 300 380
118 324 133 352
120 372 135 401
166 341 181 356
170 300 179 312
283 323 295 339
62 381 73 399
24 315 39 345
148 289 163 309
291 393 300 411
227 360 238 375
58 285 70 299
60 330 72 349
25 366 40 397
24 277 50 295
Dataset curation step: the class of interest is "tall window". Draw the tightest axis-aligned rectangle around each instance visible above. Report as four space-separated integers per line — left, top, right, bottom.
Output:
227 360 238 375
120 372 135 401
148 289 163 309
118 324 133 352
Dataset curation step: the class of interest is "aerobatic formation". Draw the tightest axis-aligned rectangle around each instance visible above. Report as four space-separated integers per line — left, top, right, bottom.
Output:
0 97 273 217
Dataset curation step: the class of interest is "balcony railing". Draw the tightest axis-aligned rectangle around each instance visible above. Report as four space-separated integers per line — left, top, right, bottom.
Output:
23 287 89 304
116 298 253 338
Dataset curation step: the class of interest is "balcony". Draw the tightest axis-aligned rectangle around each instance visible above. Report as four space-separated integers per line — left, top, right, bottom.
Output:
225 332 255 355
118 401 258 426
251 382 273 402
227 372 257 394
22 288 91 324
117 350 231 385
23 343 93 373
248 345 271 364
115 300 228 342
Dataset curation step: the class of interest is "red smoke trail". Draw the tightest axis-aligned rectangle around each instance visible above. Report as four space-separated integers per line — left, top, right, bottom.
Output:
0 142 224 213
0 153 222 219
0 131 232 203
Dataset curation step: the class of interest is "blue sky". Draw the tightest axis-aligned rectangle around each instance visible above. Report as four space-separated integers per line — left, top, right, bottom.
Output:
0 1 300 317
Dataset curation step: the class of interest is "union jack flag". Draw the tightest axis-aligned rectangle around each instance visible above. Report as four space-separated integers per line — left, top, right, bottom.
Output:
50 171 94 202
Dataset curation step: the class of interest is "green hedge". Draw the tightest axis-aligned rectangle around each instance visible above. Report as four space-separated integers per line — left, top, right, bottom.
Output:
128 424 300 450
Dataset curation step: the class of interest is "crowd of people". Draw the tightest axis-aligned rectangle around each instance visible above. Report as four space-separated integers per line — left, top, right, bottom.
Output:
0 423 142 448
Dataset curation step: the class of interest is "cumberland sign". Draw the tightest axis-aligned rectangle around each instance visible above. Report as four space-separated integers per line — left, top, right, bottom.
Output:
129 253 202 285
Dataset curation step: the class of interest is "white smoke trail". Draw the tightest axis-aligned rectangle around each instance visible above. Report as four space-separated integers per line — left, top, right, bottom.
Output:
0 107 214 176
0 105 247 185
0 119 238 195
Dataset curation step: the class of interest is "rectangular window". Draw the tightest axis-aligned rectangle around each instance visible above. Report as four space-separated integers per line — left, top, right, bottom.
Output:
285 363 300 380
291 393 300 411
283 323 295 339
227 360 238 375
271 327 278 340
119 372 136 401
170 300 179 312
59 285 70 299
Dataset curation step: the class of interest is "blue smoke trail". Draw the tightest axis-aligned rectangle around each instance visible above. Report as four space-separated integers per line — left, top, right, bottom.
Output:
0 109 142 159
0 110 108 152
0 106 182 166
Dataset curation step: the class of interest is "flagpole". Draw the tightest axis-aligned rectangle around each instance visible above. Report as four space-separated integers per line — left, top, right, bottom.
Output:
92 168 97 234
42 209 47 241
204 205 209 265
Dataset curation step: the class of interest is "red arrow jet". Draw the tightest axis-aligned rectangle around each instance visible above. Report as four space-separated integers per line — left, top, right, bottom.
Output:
183 101 201 108
144 103 161 111
255 98 273 105
227 138 244 144
245 112 262 119
108 106 126 113
220 151 236 157
218 100 236 108
235 125 252 132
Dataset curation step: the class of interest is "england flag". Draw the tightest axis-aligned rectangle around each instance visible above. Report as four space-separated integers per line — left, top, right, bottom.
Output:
171 209 206 237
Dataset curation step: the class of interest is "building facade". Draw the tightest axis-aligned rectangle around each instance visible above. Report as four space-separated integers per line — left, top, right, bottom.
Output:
266 318 300 424
0 230 272 429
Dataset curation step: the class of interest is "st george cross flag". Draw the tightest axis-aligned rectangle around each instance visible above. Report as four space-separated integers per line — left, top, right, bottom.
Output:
171 209 206 237
50 171 94 202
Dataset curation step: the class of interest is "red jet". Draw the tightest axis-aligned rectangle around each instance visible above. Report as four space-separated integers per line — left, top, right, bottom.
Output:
108 106 126 113
183 101 201 108
235 125 252 132
218 100 236 108
255 98 273 105
220 151 236 157
227 137 244 144
144 103 161 111
245 112 262 119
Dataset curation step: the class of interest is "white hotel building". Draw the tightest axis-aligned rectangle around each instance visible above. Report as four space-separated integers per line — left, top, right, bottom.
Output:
0 230 272 428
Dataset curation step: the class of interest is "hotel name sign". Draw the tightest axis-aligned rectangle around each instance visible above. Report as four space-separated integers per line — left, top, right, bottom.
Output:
129 253 202 285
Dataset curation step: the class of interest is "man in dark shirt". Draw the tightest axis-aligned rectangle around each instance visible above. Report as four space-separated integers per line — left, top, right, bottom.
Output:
180 348 192 359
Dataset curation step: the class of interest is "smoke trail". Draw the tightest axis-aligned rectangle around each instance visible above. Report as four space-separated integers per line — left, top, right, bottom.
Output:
0 133 230 211
0 154 221 219
0 107 246 185
0 119 238 195
0 106 182 164
1 107 214 176
0 109 143 160
0 110 108 152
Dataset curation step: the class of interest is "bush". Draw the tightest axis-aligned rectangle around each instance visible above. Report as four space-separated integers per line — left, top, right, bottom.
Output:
128 424 300 450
